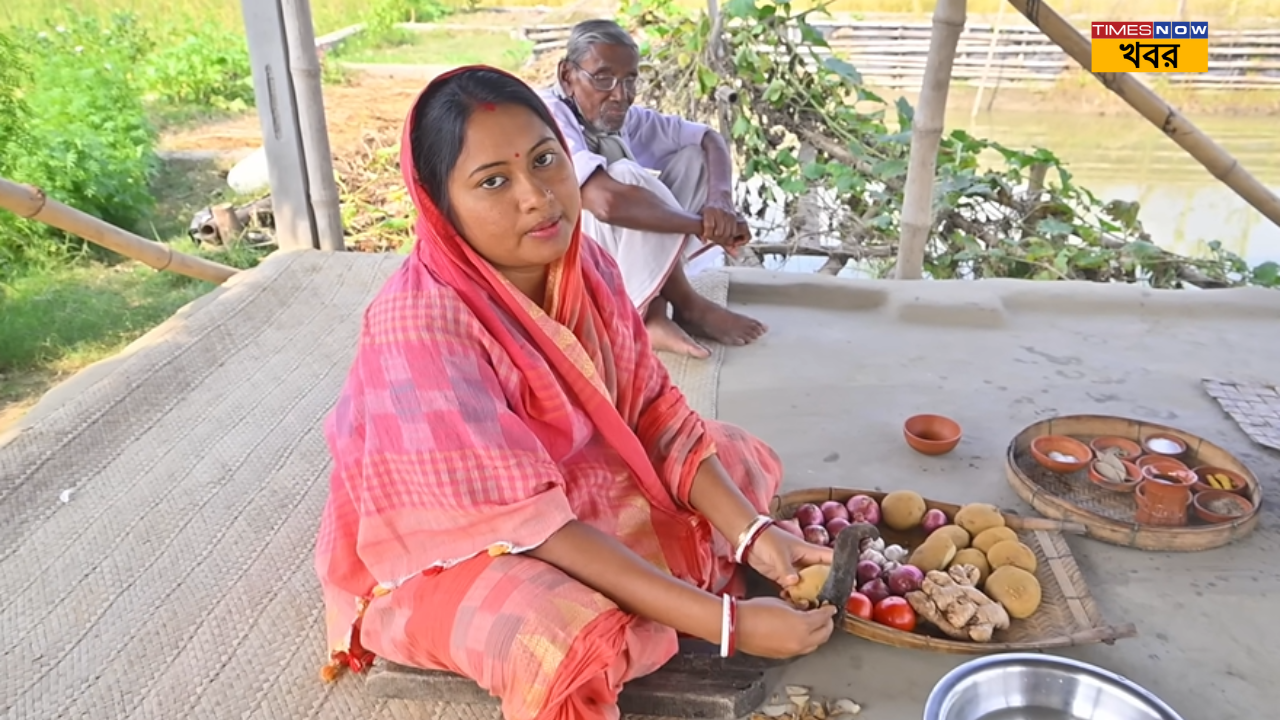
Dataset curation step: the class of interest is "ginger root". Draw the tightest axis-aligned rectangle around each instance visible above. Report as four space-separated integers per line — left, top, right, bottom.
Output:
905 565 1011 643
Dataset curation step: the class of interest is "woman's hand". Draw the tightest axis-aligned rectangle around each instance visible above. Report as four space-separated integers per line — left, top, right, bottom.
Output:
746 525 834 592
736 597 837 659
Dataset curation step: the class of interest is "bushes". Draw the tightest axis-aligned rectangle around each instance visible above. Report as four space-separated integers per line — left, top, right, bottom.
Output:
143 26 254 112
1 16 159 274
0 13 260 278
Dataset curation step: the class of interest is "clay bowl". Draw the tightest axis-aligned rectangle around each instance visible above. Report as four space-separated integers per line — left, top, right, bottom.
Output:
1134 455 1190 476
1029 435 1093 474
1088 436 1143 463
1141 433 1189 458
903 414 962 456
1192 489 1254 524
1088 458 1141 493
1190 465 1249 497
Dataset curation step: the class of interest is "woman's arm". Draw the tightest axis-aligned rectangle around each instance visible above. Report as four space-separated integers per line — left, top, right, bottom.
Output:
686 454 762 555
529 520 722 641
531 519 838 660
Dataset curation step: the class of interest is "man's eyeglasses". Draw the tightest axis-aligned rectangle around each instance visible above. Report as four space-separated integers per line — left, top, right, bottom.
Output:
572 62 640 94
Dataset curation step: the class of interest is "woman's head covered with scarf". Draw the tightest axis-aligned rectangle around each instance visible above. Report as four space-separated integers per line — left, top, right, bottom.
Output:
402 65 591 313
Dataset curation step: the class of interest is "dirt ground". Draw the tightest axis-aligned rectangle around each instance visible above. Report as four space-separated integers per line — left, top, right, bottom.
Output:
160 72 430 156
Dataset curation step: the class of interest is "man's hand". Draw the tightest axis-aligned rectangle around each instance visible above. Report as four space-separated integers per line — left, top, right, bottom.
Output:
699 193 739 246
730 217 751 249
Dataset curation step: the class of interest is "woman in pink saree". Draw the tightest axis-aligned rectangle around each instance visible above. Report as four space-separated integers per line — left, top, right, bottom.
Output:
313 66 837 720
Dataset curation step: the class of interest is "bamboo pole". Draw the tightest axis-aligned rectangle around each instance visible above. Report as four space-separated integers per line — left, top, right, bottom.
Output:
971 0 1006 121
895 0 967 280
1003 0 1280 229
281 0 346 252
0 177 240 286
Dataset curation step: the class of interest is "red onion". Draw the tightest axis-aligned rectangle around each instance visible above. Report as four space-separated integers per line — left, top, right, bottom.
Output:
803 524 830 546
821 501 850 523
886 564 925 595
845 495 881 525
859 578 891 605
856 560 883 585
793 503 824 528
921 508 949 535
776 518 804 539
826 517 851 538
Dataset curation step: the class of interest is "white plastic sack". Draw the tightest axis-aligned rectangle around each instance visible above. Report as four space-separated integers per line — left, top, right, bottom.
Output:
227 147 271 196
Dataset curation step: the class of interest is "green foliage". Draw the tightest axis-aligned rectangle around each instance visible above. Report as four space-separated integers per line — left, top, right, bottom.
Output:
142 25 254 112
1 15 159 274
0 11 263 278
335 0 455 56
624 0 1278 288
0 33 29 177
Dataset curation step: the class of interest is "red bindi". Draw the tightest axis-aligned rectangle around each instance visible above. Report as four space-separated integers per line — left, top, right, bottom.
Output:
514 152 521 158
480 102 496 112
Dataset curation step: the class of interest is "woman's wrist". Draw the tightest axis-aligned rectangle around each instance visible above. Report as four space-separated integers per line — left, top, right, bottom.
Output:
688 455 764 549
733 514 774 564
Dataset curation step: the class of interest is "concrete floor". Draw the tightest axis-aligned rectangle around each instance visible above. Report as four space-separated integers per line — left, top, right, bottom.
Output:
713 270 1280 719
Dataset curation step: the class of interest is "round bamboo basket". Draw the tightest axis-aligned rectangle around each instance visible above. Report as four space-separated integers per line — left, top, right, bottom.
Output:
769 487 1136 655
1005 415 1263 551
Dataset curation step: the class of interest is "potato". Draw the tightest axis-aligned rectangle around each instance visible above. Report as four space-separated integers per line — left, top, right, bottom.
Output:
932 525 971 551
972 526 1018 555
951 548 991 585
881 490 927 531
986 540 1038 574
786 564 831 608
908 535 957 573
984 565 1042 619
955 503 1006 537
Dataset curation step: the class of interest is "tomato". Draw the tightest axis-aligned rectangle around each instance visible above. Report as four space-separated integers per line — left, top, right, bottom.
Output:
872 596 916 632
845 592 873 621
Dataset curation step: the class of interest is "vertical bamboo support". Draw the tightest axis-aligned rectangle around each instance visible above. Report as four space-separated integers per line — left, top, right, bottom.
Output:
895 0 967 280
240 0 317 251
281 0 346 252
1003 0 1280 229
971 2 1006 121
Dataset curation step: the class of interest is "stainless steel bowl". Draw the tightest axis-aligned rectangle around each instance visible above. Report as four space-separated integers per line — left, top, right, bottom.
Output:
923 653 1184 720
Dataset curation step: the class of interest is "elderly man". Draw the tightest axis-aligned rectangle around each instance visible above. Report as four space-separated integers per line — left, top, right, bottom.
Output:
539 19 767 359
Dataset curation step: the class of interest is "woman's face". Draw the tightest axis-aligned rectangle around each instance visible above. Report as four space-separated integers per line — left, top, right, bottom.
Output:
446 102 581 294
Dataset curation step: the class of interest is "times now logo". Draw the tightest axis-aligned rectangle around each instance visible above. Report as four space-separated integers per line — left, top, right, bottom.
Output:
1090 21 1209 39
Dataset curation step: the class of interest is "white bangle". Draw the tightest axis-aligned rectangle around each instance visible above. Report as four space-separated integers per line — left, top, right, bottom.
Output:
733 514 773 565
719 593 732 658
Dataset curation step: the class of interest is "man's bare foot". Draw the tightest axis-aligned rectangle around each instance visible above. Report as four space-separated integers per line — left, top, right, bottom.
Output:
674 295 768 347
646 314 711 358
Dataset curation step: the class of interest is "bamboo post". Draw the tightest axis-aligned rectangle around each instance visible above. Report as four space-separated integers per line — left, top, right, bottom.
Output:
241 0 317 251
971 2 1006 121
895 0 967 280
281 0 345 252
1004 0 1280 229
0 177 240 286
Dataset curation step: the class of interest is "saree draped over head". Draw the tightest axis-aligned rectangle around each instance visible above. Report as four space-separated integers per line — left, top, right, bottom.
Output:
313 65 783 720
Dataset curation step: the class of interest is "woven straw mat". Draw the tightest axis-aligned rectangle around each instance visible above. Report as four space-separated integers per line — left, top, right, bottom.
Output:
0 249 731 720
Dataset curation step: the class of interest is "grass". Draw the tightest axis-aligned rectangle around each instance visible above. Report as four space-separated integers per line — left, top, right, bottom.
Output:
338 28 534 68
0 155 270 429
0 243 265 412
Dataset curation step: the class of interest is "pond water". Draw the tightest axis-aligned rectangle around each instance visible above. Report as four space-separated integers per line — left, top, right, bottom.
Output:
757 106 1280 278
